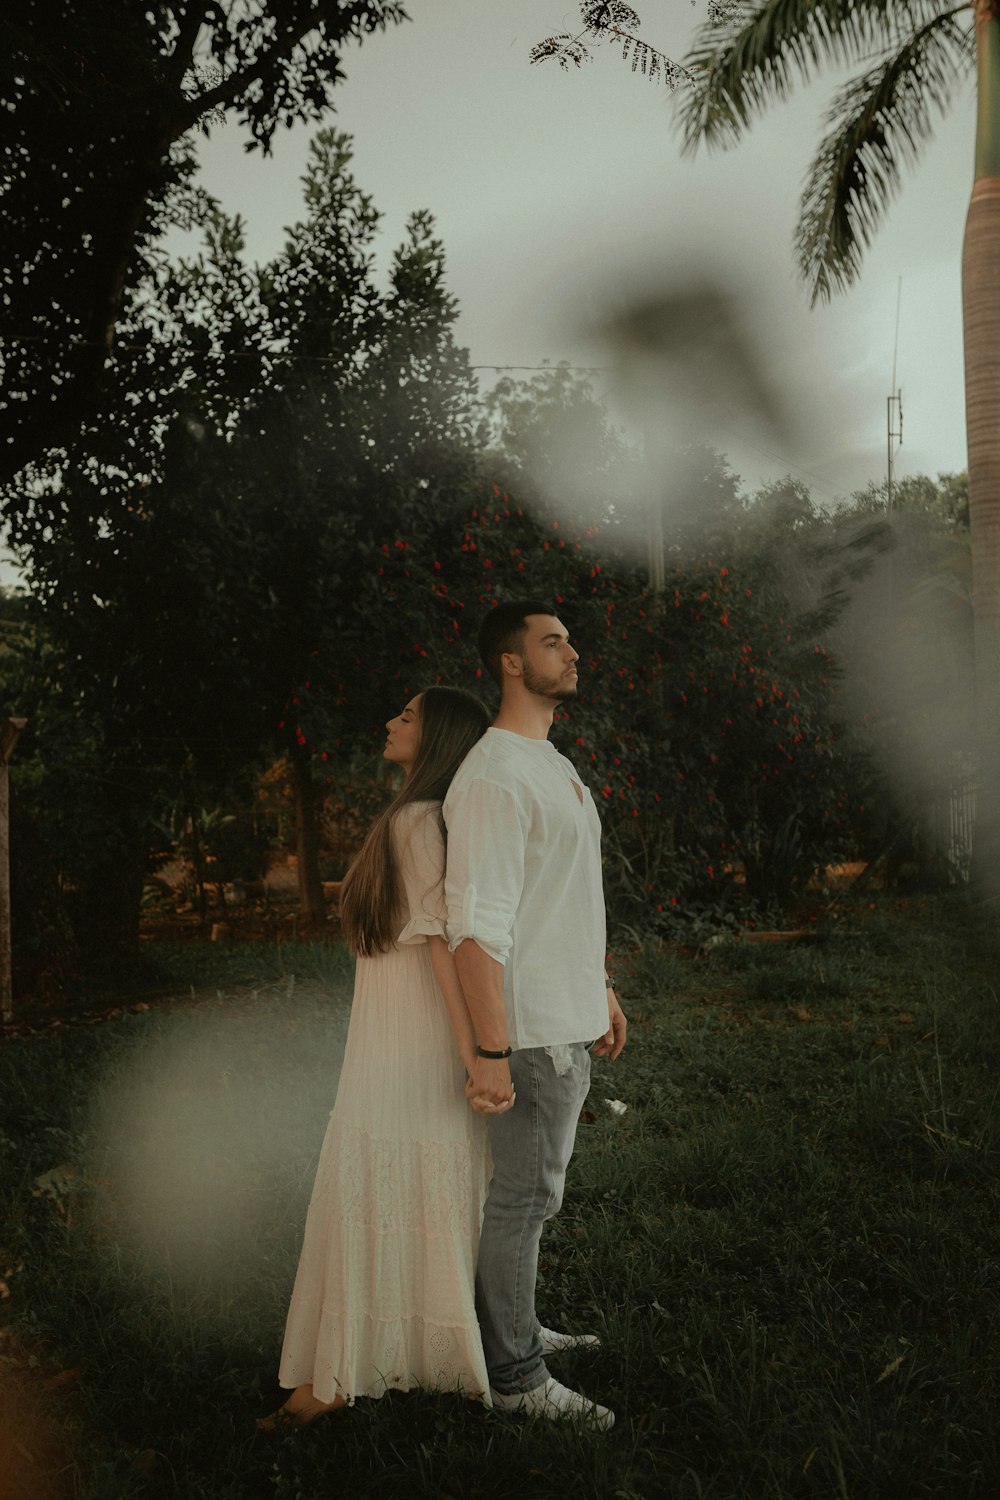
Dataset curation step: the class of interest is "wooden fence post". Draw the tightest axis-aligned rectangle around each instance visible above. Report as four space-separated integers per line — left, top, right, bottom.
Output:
1 717 27 1025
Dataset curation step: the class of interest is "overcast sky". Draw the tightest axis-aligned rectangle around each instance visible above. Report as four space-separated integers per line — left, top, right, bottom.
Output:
1 1 974 587
175 0 972 507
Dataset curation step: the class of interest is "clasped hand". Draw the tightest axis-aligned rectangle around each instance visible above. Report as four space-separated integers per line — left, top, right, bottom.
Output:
465 1056 516 1116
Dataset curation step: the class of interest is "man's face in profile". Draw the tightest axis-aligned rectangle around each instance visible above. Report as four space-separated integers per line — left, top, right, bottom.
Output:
511 615 579 701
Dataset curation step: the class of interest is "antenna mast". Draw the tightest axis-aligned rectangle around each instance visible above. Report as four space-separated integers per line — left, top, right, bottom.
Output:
887 278 903 613
887 277 904 514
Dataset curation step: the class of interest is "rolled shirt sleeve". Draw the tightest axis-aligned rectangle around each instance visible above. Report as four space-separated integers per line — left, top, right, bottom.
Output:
443 778 528 964
394 803 448 946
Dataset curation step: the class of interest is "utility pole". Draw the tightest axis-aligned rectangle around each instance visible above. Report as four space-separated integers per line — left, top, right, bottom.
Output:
1 717 27 1025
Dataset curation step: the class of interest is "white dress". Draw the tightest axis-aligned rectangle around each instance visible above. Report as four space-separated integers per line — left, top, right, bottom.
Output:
277 801 492 1406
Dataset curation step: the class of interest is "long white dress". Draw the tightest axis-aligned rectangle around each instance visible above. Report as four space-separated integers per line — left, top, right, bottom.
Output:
277 801 492 1406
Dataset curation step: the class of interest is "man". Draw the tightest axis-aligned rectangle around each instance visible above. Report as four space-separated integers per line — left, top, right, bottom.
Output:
443 598 627 1431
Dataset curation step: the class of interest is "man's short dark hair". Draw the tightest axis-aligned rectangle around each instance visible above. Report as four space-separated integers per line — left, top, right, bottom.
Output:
478 598 557 688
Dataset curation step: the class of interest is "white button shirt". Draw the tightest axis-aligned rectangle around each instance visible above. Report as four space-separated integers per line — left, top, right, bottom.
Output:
442 727 609 1050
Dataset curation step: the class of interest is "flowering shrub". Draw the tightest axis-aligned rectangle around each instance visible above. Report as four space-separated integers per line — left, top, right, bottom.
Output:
287 476 866 932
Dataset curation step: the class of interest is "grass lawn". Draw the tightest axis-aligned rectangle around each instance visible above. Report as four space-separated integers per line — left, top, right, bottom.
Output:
1 895 999 1499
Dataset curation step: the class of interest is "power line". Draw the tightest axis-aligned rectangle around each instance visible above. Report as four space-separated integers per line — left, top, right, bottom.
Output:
0 337 869 498
710 428 846 507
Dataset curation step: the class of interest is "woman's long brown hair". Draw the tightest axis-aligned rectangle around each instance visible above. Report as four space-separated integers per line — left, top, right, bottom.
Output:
339 686 489 957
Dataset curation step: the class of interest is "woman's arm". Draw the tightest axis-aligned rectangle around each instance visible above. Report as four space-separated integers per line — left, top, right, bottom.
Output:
426 934 478 1076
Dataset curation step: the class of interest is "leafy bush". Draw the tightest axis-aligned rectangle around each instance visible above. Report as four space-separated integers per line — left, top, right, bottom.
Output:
352 479 868 934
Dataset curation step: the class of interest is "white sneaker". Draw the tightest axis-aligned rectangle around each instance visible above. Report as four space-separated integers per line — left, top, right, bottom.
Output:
539 1325 601 1357
490 1376 615 1431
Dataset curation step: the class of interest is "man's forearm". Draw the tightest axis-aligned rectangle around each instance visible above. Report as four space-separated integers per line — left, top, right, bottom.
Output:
426 935 478 1073
454 939 509 1052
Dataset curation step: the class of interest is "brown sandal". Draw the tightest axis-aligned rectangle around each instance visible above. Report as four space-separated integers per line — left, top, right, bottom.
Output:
257 1385 346 1433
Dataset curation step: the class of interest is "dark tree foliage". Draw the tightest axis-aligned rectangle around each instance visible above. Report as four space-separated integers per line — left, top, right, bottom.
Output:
17 128 479 748
529 0 700 84
0 0 406 493
480 362 639 535
5 127 479 962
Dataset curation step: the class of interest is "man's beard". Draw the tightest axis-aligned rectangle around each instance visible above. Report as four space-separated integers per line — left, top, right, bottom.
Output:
522 662 578 701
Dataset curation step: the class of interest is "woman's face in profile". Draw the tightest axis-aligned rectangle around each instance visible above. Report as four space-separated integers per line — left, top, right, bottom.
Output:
384 695 422 772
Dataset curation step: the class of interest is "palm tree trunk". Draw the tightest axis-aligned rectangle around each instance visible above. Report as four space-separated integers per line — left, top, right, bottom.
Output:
963 2 1000 885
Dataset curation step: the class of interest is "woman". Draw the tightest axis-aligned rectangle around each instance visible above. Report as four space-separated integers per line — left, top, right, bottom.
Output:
264 686 493 1427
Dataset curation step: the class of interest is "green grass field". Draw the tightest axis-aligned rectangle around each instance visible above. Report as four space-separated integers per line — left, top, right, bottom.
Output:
2 896 999 1499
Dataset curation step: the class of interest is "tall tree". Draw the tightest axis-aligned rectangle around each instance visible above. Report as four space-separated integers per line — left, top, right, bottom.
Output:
0 0 406 495
8 129 482 954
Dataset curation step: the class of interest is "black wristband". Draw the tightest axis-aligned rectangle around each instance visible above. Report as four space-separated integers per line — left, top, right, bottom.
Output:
476 1045 513 1059
605 975 618 992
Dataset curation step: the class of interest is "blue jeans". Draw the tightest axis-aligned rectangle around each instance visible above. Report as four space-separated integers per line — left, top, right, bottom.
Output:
476 1044 592 1394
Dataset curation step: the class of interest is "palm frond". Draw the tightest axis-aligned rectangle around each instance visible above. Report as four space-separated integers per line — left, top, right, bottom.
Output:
796 11 973 302
677 0 960 154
